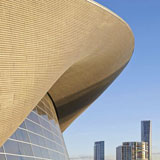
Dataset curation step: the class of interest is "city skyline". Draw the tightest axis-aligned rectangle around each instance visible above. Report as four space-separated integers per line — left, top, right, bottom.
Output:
64 1 160 159
116 142 148 160
67 120 154 160
116 120 151 160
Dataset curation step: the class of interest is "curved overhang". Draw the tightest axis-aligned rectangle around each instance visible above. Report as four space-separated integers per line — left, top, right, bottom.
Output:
0 0 134 147
49 1 134 131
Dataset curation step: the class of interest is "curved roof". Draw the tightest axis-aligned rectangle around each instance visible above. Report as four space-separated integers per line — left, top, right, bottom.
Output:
49 0 134 131
0 0 134 146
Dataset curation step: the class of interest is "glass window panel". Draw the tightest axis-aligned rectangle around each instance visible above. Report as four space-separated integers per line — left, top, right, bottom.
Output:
54 135 61 144
27 112 40 124
48 150 55 159
22 158 35 160
54 143 58 152
49 150 60 160
28 132 46 147
50 123 60 137
6 155 20 160
25 120 44 136
0 146 4 152
4 140 33 156
50 124 56 133
45 138 53 149
51 141 56 151
0 154 6 160
19 122 26 129
42 128 54 140
49 119 55 127
54 134 59 143
18 142 33 156
28 132 39 146
60 154 65 160
41 147 50 159
10 131 16 139
4 140 20 155
38 135 46 147
6 155 35 160
32 145 43 158
39 116 51 131
57 145 61 152
10 128 30 142
57 152 62 160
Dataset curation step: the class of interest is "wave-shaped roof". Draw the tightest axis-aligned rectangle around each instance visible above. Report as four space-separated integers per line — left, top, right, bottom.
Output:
0 0 134 146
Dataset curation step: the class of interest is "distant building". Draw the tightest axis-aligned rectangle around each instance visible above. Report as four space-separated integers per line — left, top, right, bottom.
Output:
116 145 132 160
116 142 148 160
141 121 152 160
94 141 105 160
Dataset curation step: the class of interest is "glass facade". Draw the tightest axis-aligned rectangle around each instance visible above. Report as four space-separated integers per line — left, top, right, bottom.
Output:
117 142 148 160
94 141 104 160
0 94 69 160
141 121 152 160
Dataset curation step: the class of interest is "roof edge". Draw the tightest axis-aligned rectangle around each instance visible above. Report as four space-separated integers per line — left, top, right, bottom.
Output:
86 0 135 48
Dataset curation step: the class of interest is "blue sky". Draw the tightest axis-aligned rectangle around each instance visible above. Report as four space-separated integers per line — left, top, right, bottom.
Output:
64 0 160 159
